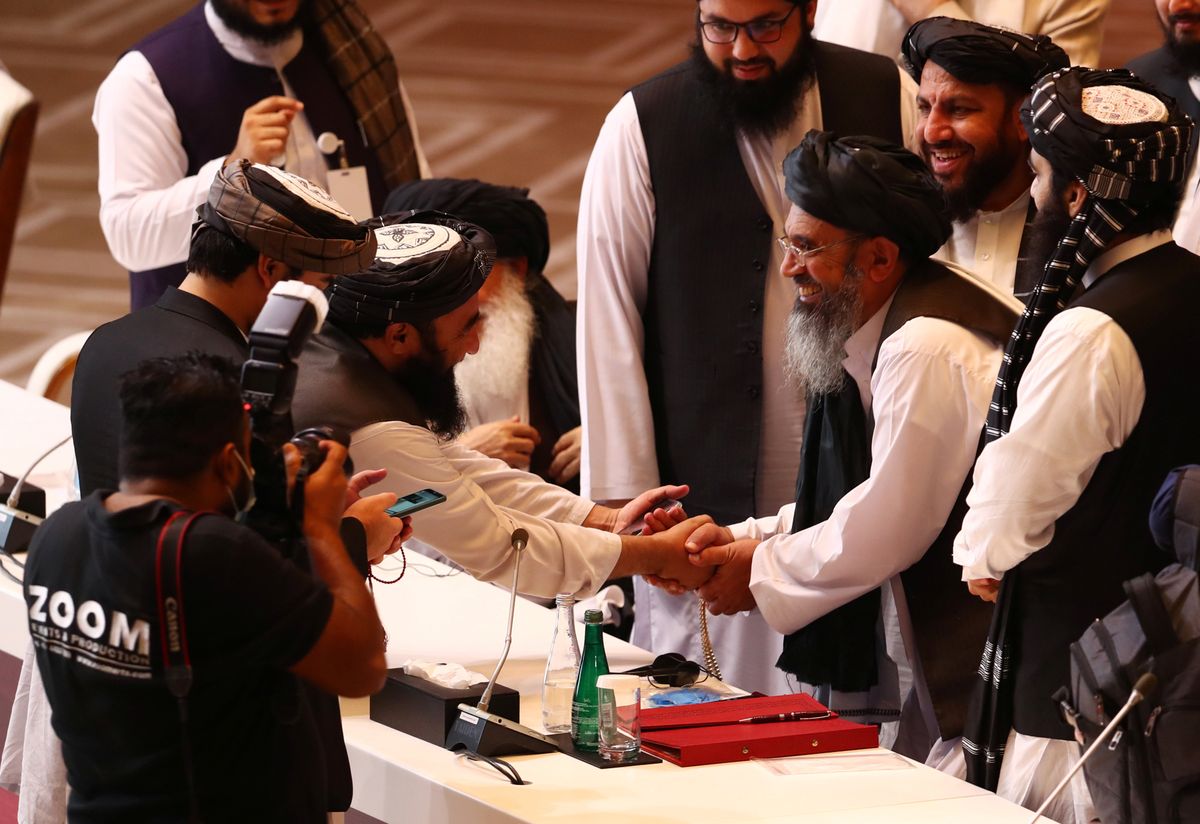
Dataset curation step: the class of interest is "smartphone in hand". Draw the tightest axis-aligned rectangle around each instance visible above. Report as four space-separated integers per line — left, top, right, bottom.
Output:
385 489 447 518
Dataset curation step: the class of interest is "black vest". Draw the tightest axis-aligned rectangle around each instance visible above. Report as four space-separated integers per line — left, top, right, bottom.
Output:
129 3 388 309
780 260 1018 740
881 263 1018 741
291 322 426 437
1010 241 1200 740
630 43 901 524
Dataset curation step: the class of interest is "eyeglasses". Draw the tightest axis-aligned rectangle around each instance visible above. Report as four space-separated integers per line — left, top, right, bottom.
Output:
776 234 863 266
700 5 798 44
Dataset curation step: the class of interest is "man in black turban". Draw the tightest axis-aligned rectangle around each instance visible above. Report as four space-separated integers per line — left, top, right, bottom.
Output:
384 179 583 491
291 211 722 603
954 68 1200 823
903 18 1069 301
659 130 1020 766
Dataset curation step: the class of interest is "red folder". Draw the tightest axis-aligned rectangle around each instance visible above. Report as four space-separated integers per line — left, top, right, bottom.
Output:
640 693 878 767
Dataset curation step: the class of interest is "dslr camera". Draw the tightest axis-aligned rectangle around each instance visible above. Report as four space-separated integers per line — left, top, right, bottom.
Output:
239 282 349 545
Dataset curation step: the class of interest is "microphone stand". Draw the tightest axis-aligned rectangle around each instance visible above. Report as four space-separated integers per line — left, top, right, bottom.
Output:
1027 672 1159 824
444 529 560 781
0 433 72 567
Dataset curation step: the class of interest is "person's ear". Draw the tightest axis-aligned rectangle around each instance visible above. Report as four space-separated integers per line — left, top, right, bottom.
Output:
863 236 901 284
1064 179 1089 218
256 255 293 289
384 321 416 355
213 442 242 488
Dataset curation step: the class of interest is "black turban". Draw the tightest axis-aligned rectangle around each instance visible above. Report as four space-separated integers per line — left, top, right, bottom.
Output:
326 210 495 327
902 17 1068 89
383 178 550 275
782 130 952 259
196 159 377 274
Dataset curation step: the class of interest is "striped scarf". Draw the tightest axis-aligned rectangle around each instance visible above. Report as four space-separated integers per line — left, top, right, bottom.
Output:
965 67 1193 792
312 0 422 188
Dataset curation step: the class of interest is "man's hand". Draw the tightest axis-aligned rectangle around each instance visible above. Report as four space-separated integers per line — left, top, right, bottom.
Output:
968 578 1001 603
459 416 541 469
302 441 350 537
611 483 690 534
345 468 387 508
693 539 758 615
613 514 714 589
230 95 303 165
888 0 942 23
344 492 411 565
548 426 582 484
650 515 716 590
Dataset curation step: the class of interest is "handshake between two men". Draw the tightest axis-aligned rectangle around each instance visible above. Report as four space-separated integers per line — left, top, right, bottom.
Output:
624 503 759 616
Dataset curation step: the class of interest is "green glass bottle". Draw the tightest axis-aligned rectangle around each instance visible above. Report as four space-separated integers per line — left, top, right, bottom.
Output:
570 609 610 751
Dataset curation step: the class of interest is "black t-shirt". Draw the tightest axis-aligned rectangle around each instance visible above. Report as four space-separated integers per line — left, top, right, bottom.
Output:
26 493 334 823
71 288 248 497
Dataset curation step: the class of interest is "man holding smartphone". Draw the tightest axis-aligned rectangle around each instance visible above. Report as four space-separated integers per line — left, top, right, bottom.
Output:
293 211 715 599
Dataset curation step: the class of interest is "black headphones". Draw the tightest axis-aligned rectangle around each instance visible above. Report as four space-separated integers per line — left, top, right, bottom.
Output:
621 653 709 688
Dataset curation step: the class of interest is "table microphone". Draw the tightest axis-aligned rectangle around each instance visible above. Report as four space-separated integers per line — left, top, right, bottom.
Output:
0 433 72 560
443 527 558 761
1027 671 1159 824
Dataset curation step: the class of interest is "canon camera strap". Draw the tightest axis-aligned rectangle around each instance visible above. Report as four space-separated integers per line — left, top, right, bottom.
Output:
155 509 209 824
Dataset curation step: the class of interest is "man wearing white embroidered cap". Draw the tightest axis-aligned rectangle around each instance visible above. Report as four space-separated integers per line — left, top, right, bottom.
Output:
293 211 717 601
954 68 1200 823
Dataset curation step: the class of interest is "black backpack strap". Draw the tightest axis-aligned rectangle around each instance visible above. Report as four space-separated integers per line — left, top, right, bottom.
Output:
155 509 209 824
1124 573 1178 656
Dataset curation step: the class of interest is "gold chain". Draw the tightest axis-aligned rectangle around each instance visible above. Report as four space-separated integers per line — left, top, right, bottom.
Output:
697 596 723 681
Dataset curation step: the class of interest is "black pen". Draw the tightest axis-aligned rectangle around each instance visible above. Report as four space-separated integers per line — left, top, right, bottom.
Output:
737 710 832 724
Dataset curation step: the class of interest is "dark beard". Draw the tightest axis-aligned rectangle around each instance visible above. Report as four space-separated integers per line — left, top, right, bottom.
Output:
1163 14 1200 74
397 346 467 440
688 27 817 139
934 127 1026 223
211 0 307 45
1022 187 1075 284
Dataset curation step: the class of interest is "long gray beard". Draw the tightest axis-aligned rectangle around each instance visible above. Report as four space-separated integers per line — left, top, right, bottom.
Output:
454 269 535 426
782 269 864 396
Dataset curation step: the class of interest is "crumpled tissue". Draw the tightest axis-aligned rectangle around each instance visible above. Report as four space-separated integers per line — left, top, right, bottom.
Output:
401 660 489 690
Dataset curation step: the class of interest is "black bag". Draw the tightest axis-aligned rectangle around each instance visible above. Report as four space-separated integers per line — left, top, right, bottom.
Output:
1060 466 1200 823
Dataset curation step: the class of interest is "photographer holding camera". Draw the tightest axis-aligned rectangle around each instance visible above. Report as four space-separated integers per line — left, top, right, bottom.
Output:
32 163 405 821
26 352 385 822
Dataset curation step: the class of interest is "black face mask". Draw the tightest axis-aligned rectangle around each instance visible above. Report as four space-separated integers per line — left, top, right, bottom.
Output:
210 0 308 46
688 18 817 139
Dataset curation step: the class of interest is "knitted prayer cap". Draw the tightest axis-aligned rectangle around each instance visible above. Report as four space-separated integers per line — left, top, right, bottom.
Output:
783 130 952 259
902 17 1068 89
383 178 550 275
985 68 1193 441
195 159 376 274
326 210 495 327
1023 68 1193 203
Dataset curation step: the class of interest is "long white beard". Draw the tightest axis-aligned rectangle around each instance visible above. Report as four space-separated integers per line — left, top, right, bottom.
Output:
782 268 864 396
454 270 536 427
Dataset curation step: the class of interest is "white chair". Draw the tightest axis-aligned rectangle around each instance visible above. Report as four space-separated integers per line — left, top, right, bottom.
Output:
25 330 92 402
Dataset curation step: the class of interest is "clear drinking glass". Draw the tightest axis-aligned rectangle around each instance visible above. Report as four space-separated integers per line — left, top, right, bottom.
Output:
596 674 641 762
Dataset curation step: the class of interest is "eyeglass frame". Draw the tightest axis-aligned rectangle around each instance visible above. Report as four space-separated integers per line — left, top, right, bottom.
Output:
699 4 799 45
776 233 864 267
